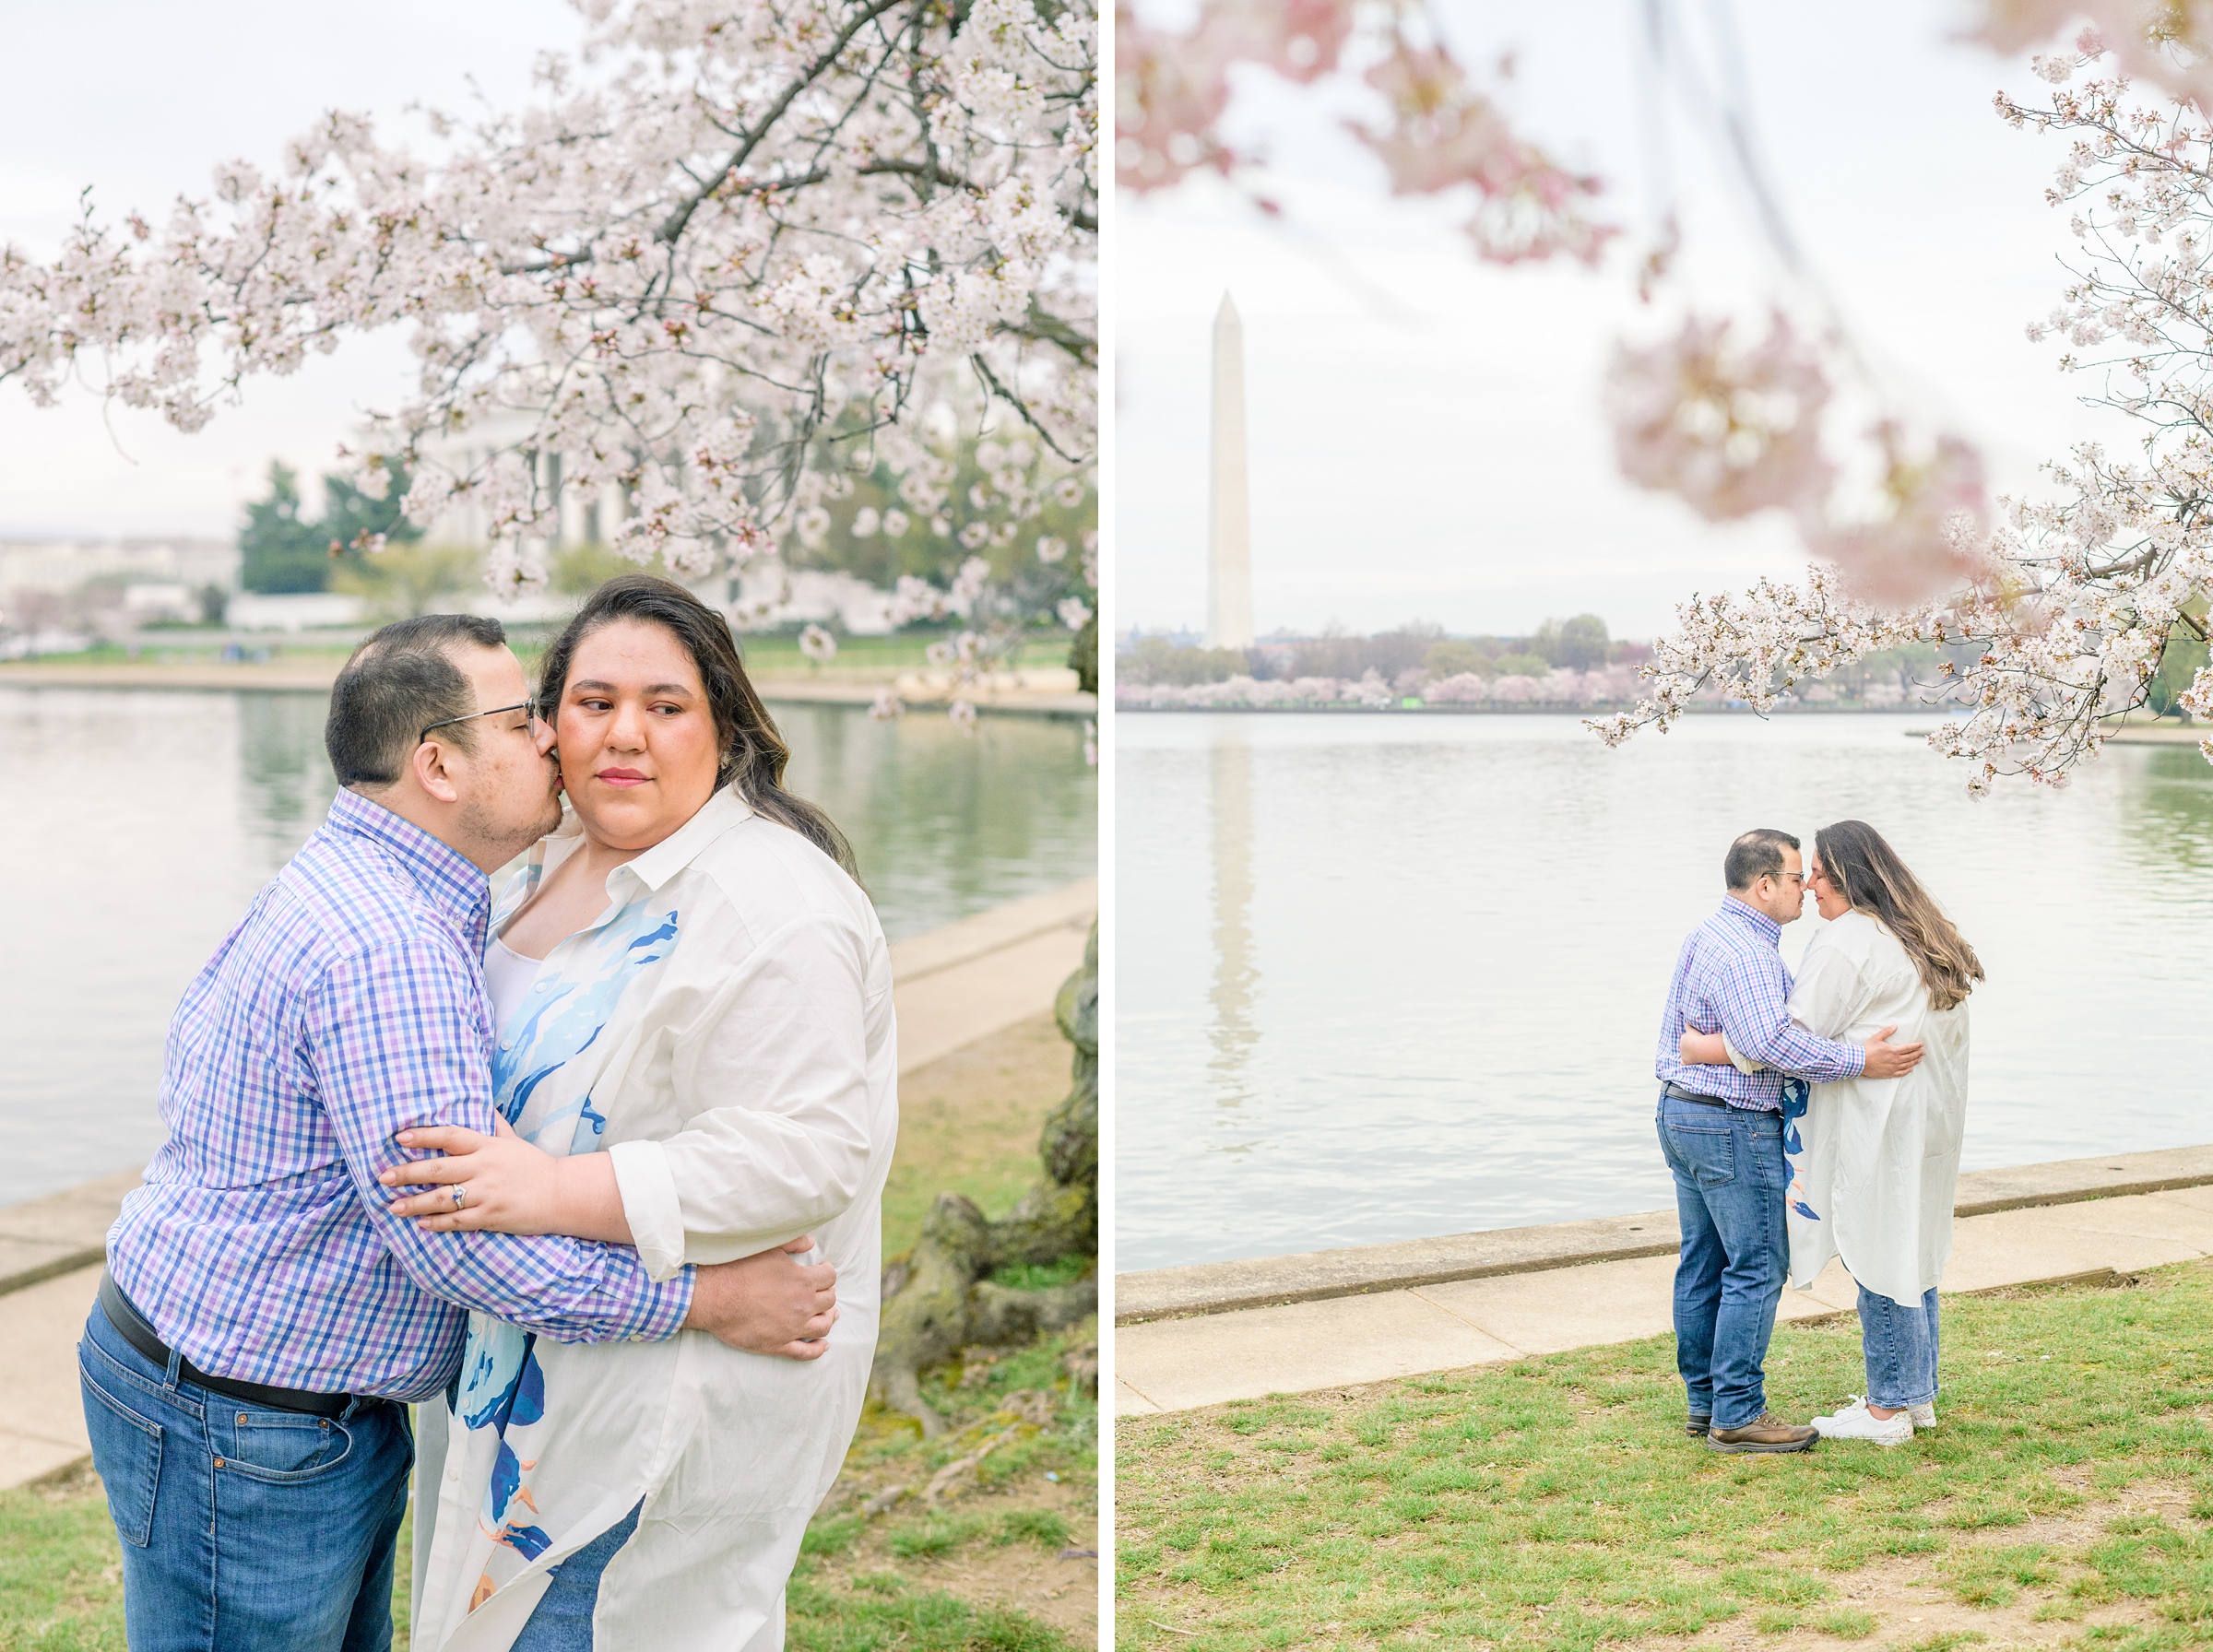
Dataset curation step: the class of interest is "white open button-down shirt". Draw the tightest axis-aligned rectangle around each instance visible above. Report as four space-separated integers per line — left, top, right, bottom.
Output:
415 785 898 1652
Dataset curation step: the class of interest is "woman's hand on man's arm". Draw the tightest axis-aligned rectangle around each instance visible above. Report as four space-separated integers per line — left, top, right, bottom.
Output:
379 1120 839 1361
380 1118 633 1243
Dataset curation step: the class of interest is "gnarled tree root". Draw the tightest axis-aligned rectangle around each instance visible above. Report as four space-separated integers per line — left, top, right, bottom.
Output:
870 923 1097 1435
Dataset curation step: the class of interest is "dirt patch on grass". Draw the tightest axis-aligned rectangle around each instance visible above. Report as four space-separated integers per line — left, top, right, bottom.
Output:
883 1011 1072 1261
811 1474 1098 1639
1621 1483 2202 1651
1643 1555 2155 1651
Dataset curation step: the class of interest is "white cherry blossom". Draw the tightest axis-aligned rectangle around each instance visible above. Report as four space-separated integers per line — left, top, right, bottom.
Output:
0 0 1097 604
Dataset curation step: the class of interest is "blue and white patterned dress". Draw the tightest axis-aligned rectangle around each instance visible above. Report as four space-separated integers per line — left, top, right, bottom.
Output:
413 789 897 1652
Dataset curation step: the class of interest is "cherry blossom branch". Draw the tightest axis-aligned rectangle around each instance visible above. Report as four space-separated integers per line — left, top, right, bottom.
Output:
0 0 1099 640
654 0 911 247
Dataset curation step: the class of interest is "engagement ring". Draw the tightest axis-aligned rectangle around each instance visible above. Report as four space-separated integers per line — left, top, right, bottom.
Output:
452 1184 468 1211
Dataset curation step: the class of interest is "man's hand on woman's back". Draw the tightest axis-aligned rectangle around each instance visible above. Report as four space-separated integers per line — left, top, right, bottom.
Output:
683 1236 840 1359
1861 1025 1924 1080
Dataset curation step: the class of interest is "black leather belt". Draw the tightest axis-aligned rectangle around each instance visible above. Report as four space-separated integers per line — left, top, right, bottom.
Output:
1663 1081 1731 1108
98 1271 352 1419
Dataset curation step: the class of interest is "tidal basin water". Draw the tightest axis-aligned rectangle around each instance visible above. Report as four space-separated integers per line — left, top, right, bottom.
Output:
1118 711 2213 1274
0 687 1095 1206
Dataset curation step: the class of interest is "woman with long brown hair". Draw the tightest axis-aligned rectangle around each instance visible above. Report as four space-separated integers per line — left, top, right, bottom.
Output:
373 573 895 1649
1680 819 1982 1447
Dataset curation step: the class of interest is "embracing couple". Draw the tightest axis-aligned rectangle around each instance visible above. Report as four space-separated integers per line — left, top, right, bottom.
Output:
80 573 896 1650
1657 823 1982 1454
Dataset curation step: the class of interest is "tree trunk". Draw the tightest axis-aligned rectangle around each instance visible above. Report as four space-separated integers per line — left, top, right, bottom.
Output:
870 922 1096 1434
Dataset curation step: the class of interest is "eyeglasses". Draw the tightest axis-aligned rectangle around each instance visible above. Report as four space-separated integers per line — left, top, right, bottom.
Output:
1769 871 1805 885
419 701 543 744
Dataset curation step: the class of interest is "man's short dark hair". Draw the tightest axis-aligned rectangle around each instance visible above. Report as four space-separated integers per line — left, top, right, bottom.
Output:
1725 828 1799 891
325 614 508 788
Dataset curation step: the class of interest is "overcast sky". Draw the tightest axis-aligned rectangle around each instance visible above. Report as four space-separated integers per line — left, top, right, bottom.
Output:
1117 0 2128 639
0 0 583 541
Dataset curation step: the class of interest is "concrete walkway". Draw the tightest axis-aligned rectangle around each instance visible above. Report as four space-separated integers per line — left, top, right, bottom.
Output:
0 879 1095 1492
1115 1145 2213 1418
886 879 1095 1073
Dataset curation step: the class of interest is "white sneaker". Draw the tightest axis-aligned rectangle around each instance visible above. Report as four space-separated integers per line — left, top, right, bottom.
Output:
1909 1401 1936 1429
1811 1397 1913 1446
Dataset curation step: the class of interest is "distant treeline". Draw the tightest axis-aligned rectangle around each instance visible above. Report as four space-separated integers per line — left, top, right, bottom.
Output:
1121 617 1645 689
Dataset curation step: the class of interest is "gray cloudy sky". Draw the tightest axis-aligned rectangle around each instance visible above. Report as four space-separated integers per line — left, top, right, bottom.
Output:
0 0 582 540
1116 0 2128 639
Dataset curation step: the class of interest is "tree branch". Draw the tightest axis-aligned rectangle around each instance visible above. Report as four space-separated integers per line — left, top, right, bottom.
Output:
656 0 909 247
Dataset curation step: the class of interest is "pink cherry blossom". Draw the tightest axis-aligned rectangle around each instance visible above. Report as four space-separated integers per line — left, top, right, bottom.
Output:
1606 312 1834 523
1967 2 2213 110
1806 426 1989 606
1592 41 2213 788
1422 672 1490 704
1347 37 1614 266
1117 0 1613 264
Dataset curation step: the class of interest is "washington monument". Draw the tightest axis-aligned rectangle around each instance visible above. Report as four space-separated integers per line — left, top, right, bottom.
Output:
1206 292 1253 650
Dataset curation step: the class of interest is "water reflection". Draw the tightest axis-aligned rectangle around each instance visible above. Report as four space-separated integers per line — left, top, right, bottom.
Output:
1208 738 1260 1117
1 688 1094 1204
2125 748 2213 874
1118 713 2213 1272
773 703 1097 938
238 693 338 867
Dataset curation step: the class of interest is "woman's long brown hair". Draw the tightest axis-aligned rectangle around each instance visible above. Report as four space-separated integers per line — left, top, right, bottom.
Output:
536 572 858 876
1815 820 1982 1011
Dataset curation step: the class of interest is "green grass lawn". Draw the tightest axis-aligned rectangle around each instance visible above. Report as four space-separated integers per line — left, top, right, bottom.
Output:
799 1321 1099 1650
1118 1264 2213 1652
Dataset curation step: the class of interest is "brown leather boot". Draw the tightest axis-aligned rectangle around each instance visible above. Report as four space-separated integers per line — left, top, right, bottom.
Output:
1705 1411 1817 1454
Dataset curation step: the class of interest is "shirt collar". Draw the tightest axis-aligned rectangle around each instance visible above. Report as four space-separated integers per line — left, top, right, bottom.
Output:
529 785 756 900
623 786 755 891
1720 894 1781 945
325 787 491 944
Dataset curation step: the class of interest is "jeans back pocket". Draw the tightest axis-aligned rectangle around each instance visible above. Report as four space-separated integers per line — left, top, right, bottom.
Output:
79 1355 163 1549
1667 1122 1737 1187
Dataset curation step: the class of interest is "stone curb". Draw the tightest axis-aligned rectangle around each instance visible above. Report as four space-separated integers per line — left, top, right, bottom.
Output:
0 1168 148 1302
887 879 1097 986
1113 1142 2213 1325
0 1256 106 1309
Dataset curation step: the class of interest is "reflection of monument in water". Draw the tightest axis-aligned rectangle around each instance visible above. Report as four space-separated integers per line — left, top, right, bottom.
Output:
1205 293 1253 651
1208 737 1259 1115
1206 294 1259 1115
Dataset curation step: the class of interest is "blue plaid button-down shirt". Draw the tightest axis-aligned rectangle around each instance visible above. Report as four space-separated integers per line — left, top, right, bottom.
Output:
107 789 694 1401
1653 898 1866 1111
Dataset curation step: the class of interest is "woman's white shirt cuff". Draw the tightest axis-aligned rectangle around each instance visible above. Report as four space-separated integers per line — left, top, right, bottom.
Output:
608 1139 687 1281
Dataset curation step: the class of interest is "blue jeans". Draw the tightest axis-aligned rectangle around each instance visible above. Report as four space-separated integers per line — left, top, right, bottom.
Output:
1859 1283 1941 1410
1656 1092 1789 1430
510 1502 643 1651
77 1302 413 1652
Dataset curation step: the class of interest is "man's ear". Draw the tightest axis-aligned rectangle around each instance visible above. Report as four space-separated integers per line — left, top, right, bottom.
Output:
410 737 463 805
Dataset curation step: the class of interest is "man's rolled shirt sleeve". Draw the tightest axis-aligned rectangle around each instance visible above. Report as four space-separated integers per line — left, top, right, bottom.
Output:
307 940 694 1342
